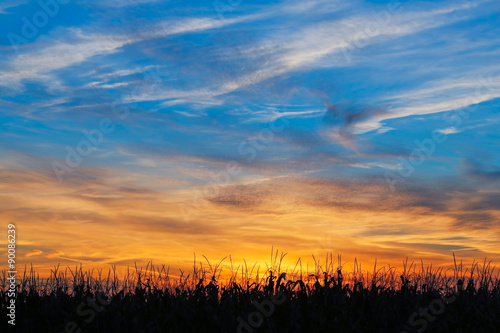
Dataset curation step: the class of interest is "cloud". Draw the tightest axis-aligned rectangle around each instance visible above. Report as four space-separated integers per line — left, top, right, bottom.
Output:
383 241 478 253
354 71 500 134
89 0 164 7
0 0 29 14
463 159 500 183
47 251 64 258
321 101 390 151
0 32 131 89
26 250 43 257
0 13 261 90
123 1 489 111
437 127 461 135
453 212 496 230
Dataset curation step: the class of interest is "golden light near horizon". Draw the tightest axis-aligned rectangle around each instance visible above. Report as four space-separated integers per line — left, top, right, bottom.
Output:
2 165 499 278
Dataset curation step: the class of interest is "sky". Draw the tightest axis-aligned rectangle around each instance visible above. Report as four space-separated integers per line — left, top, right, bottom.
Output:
0 0 499 277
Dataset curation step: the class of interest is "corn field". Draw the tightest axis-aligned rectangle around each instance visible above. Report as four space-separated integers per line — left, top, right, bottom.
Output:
1 251 500 332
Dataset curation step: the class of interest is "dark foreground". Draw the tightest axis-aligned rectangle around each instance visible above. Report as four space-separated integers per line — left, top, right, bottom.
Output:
2 256 500 332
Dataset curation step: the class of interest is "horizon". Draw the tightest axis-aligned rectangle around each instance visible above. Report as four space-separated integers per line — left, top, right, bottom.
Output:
1 0 500 280
8 250 498 281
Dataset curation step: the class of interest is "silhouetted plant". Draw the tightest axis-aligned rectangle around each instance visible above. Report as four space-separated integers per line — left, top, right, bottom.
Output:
1 251 499 332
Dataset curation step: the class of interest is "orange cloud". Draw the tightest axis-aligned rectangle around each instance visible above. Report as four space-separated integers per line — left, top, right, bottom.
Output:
26 250 43 257
47 251 64 258
1 162 499 278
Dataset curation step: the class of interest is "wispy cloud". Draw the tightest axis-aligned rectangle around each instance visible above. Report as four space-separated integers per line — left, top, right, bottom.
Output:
122 1 488 111
0 0 29 14
356 73 500 133
437 127 461 135
0 13 264 90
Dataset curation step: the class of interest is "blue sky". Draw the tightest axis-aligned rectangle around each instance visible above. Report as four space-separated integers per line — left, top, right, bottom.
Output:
0 0 499 272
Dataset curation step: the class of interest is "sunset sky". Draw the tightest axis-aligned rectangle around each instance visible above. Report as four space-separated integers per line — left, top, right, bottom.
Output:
1 0 499 277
